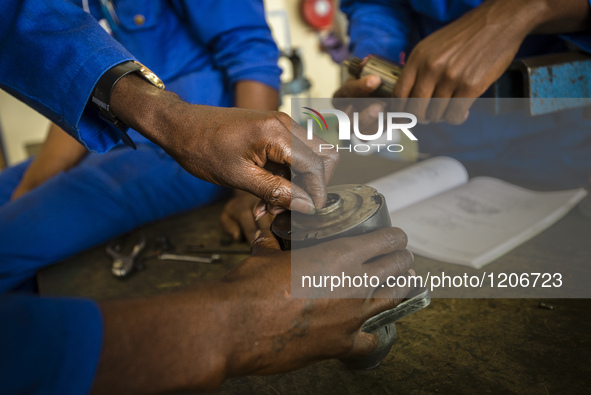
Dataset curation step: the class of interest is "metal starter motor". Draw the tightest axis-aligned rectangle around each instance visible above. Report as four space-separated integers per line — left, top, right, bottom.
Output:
344 55 403 98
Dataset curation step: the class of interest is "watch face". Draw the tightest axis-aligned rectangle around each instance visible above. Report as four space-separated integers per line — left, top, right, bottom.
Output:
132 61 165 90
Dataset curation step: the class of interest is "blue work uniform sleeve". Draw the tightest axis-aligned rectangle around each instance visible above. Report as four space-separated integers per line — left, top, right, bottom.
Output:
0 0 136 153
171 0 281 91
560 0 591 53
0 295 103 395
341 0 413 61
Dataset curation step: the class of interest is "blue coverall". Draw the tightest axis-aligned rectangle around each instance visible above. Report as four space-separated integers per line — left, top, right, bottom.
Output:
0 0 279 393
341 0 591 188
0 0 281 293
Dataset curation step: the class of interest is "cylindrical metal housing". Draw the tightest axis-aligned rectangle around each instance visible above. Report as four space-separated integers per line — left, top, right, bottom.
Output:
345 55 403 97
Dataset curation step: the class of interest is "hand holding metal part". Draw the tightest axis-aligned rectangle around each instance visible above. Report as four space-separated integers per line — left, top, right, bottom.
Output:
221 226 414 377
337 1 591 126
272 184 430 369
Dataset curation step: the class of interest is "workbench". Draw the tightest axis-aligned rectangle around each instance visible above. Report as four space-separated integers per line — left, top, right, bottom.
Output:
38 153 591 394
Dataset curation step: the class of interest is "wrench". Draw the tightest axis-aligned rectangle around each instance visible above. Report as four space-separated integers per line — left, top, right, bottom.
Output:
158 253 221 263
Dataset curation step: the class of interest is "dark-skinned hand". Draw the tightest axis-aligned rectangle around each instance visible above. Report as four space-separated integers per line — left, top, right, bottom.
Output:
111 75 339 214
221 227 414 376
93 227 414 394
221 189 273 243
335 0 591 126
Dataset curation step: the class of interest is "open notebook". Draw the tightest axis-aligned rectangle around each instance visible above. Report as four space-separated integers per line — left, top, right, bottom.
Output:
368 157 588 268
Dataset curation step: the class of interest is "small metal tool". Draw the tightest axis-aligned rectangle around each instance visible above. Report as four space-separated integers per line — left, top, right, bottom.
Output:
157 253 221 264
185 247 251 255
539 302 555 310
106 237 146 277
154 235 222 264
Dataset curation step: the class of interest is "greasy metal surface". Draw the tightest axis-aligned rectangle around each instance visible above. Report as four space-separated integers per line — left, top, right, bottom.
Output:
364 288 431 333
38 153 591 394
272 184 383 242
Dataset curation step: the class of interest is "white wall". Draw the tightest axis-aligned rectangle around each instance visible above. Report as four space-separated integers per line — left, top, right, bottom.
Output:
265 0 341 116
0 89 50 166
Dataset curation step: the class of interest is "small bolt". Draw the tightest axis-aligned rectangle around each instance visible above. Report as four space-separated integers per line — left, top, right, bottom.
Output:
539 302 554 310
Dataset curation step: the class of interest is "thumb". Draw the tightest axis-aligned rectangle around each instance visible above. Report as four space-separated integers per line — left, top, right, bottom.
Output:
244 165 317 214
344 331 380 358
335 75 382 98
250 228 282 256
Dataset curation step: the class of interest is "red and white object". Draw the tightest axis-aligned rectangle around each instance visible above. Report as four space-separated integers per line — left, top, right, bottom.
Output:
300 0 334 30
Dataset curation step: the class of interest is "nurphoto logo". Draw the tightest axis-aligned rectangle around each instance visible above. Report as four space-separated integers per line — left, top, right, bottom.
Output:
302 107 417 153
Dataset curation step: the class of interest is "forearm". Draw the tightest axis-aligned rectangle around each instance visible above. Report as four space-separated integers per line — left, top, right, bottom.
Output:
91 285 233 394
234 80 279 197
233 81 279 196
33 123 87 169
13 124 87 197
532 0 590 34
234 80 279 111
109 73 188 153
485 0 590 36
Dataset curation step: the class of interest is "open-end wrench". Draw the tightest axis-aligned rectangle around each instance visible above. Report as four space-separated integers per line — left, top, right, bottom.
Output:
157 253 221 264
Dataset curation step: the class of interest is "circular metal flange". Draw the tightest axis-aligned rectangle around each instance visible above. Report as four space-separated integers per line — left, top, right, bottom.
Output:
271 184 389 247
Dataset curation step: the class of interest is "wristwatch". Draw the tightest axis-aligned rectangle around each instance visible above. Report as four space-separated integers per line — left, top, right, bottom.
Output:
91 60 165 147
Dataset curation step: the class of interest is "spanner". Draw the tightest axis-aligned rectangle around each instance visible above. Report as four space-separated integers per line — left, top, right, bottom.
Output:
157 253 221 263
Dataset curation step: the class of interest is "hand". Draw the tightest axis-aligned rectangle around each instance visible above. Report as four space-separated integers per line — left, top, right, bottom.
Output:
391 0 591 124
111 75 339 214
220 227 414 376
92 227 413 394
335 0 590 127
333 75 387 137
11 123 87 200
220 190 273 243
